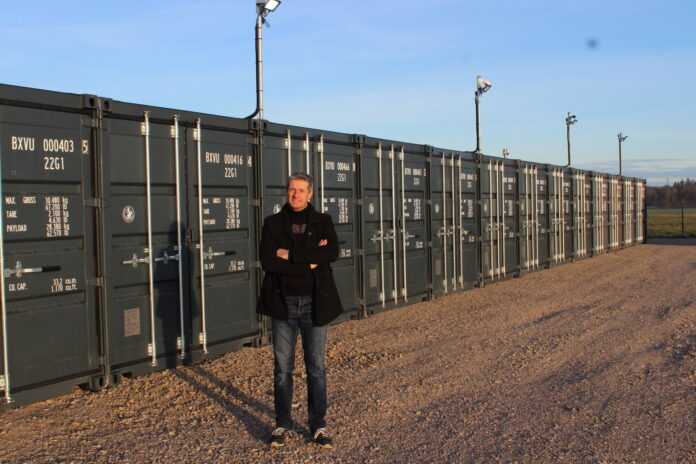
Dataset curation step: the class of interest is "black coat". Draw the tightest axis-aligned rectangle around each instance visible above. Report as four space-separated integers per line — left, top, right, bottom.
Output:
256 203 343 326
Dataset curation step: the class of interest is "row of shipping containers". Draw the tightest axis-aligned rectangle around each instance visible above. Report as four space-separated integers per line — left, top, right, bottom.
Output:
0 84 646 409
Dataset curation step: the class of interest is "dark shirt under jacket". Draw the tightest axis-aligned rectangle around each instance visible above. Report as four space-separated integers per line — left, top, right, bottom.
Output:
285 207 313 296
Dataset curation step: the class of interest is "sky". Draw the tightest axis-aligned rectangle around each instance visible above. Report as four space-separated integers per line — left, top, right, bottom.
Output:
1 0 694 185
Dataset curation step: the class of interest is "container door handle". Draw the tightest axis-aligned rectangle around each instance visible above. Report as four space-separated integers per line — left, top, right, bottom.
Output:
3 261 62 278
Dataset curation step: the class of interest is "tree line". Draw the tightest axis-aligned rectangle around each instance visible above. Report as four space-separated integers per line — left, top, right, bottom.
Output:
646 179 696 209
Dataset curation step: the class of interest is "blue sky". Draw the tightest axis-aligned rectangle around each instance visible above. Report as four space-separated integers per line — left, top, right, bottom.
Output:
2 1 694 185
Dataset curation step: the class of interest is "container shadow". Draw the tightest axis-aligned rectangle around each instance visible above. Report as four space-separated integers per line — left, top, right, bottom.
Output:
172 365 273 442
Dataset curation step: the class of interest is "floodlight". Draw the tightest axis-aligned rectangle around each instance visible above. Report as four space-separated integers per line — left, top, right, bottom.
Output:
257 0 281 15
476 76 492 94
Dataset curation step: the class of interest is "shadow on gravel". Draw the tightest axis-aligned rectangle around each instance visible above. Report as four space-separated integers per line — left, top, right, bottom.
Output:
172 366 272 442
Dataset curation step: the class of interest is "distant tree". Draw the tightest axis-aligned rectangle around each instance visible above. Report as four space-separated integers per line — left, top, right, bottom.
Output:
646 179 696 208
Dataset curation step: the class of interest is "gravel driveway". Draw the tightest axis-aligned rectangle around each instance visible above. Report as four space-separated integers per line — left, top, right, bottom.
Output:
1 240 694 464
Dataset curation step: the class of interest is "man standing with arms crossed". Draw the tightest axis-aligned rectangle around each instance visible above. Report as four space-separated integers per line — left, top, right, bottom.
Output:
257 172 343 448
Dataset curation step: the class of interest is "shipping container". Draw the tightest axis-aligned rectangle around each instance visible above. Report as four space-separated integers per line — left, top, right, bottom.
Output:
0 86 103 405
0 83 646 409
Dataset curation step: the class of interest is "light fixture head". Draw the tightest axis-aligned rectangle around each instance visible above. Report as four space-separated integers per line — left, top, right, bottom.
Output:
566 112 578 125
618 132 628 142
476 75 492 94
257 0 281 15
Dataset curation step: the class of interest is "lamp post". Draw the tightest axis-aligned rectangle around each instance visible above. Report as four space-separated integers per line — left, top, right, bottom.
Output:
565 112 577 166
246 0 282 120
502 148 510 159
474 75 491 153
617 132 627 176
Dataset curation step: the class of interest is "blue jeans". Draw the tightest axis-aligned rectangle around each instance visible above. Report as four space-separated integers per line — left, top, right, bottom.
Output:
272 295 328 431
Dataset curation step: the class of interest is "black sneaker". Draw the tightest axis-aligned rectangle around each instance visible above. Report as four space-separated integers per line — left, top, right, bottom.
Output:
312 427 333 449
270 427 290 448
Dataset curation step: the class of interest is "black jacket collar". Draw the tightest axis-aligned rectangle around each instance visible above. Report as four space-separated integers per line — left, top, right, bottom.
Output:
280 202 322 223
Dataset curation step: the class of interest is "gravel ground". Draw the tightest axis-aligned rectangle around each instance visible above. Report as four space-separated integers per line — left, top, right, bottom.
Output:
1 240 695 464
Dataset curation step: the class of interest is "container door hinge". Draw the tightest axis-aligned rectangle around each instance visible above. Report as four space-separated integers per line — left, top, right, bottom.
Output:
249 199 261 207
355 199 363 206
87 277 105 287
252 260 262 268
355 248 363 256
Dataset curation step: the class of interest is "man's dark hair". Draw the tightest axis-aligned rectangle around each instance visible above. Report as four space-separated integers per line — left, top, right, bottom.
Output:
287 172 314 190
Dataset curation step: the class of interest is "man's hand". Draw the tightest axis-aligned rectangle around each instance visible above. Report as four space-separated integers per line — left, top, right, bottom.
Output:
276 248 289 260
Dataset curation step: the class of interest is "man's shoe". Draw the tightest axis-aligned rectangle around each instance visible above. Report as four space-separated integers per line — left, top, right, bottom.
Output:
312 427 333 449
270 427 290 448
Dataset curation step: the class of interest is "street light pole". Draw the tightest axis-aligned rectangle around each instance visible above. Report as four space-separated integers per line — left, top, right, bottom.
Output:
618 132 627 176
474 76 491 153
565 112 577 166
246 0 281 120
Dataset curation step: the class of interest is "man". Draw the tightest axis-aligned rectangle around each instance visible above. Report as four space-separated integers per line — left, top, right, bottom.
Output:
257 172 343 448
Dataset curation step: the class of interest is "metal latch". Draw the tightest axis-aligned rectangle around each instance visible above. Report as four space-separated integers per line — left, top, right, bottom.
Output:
154 249 181 265
196 245 236 260
122 254 149 268
4 261 61 279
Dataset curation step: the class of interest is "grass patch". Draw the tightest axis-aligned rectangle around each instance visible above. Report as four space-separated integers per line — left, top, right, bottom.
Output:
647 211 696 237
647 208 696 215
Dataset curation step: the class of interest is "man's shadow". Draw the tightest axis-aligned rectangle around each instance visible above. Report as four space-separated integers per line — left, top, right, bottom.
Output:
172 363 273 442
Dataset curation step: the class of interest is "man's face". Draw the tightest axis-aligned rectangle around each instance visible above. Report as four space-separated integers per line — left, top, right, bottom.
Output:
287 179 313 211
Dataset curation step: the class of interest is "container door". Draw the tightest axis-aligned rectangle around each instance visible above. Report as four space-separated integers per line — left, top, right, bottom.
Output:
536 167 549 266
361 142 394 311
584 175 593 255
502 163 518 274
314 133 359 319
187 118 259 359
480 159 505 282
549 168 565 264
0 92 100 404
519 164 541 271
623 180 634 246
562 171 573 259
430 152 456 295
400 148 429 301
102 109 188 374
592 175 604 254
457 155 478 288
608 178 619 249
